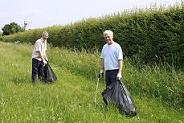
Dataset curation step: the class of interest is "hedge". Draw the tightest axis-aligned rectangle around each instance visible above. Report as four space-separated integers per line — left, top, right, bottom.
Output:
2 4 184 67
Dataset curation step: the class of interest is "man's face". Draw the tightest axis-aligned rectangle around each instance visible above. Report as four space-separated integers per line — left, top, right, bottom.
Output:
104 34 113 45
43 34 49 40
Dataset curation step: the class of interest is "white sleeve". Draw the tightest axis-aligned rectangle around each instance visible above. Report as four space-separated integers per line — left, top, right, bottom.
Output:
118 46 123 60
35 41 42 52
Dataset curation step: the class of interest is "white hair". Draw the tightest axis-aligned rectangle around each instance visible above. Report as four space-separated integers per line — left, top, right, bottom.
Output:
103 30 113 37
42 31 48 37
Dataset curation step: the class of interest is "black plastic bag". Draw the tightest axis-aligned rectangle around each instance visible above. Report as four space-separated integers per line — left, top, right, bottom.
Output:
102 80 137 117
43 63 57 83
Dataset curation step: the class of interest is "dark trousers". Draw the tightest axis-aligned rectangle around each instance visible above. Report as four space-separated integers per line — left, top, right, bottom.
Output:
105 69 119 87
32 58 44 82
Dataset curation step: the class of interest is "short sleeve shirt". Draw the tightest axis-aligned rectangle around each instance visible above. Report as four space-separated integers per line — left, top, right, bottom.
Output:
101 41 123 71
32 38 47 61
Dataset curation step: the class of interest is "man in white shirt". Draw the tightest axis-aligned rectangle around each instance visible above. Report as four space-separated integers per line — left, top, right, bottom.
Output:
32 31 48 82
100 30 123 87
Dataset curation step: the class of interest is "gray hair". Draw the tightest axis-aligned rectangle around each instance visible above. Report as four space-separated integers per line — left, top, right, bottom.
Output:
42 31 48 37
103 30 113 37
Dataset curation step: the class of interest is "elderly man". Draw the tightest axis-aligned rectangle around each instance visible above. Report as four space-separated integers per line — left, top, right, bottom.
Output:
32 31 49 82
100 31 137 117
100 30 123 87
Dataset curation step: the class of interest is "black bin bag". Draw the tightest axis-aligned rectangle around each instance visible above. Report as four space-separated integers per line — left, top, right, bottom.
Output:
43 63 57 83
102 80 137 117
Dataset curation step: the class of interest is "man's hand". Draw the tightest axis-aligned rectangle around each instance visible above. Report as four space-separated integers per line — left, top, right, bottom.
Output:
100 69 104 74
99 69 104 78
45 57 48 62
43 60 47 65
117 73 122 80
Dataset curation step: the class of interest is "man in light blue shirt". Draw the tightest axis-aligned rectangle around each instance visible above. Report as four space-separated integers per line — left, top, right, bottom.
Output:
100 30 123 87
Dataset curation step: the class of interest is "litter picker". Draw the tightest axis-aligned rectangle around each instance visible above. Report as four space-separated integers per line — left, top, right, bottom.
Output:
94 72 103 105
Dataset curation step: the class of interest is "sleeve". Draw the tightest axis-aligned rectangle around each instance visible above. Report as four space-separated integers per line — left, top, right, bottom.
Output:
35 41 42 52
118 45 123 60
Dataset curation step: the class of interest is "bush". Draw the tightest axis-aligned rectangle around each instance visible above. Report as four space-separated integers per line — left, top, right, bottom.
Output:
2 22 24 35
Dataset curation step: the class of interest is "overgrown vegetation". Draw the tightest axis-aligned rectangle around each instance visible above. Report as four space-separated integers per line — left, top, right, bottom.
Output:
2 4 184 67
0 42 183 122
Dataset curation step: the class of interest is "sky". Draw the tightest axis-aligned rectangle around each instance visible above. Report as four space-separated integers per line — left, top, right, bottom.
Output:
0 0 183 31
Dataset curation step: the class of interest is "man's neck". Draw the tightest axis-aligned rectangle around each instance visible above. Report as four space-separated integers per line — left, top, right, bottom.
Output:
107 41 113 45
41 38 46 42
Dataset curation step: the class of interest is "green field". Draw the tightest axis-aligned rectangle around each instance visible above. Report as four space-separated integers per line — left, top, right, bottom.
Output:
0 42 183 123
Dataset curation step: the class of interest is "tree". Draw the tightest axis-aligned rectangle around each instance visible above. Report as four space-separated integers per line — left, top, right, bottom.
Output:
2 22 24 35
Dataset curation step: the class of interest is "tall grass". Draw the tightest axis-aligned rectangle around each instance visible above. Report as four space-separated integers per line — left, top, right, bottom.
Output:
48 44 184 109
0 42 183 123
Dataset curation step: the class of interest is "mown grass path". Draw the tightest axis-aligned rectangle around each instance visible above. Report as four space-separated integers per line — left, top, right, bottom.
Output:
0 42 183 123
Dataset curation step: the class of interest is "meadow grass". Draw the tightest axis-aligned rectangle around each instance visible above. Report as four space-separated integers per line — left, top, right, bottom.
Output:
0 42 183 123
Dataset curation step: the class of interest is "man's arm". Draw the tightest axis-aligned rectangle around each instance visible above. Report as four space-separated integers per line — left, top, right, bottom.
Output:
117 44 123 79
36 51 47 64
44 41 48 61
43 50 48 61
118 59 123 75
116 59 123 80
